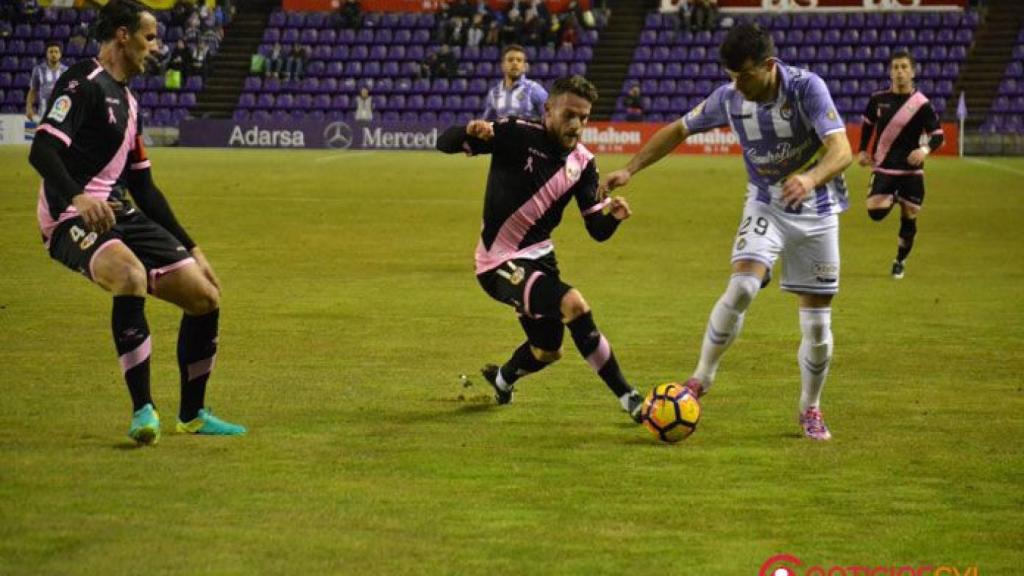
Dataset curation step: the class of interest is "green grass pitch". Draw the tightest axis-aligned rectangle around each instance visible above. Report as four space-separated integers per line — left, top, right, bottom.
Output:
1 146 1021 574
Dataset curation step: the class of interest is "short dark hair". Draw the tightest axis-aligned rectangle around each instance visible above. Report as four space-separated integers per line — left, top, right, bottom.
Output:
45 40 62 51
890 48 915 66
93 0 147 42
549 75 599 104
502 44 527 60
719 23 775 72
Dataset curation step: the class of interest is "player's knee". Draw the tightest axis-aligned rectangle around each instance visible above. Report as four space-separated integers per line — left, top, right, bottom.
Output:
899 217 917 238
531 346 562 363
867 207 891 221
187 284 220 315
723 273 761 311
559 289 590 321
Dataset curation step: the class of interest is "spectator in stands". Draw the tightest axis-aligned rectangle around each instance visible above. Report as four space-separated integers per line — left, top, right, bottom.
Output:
674 1 691 31
190 39 210 79
466 14 486 49
168 38 192 78
483 21 501 47
355 87 373 122
26 41 67 121
624 84 644 122
522 11 544 46
68 23 89 50
560 14 579 47
435 44 458 80
450 0 474 20
417 52 436 80
150 38 171 75
337 0 362 29
17 0 41 24
482 44 548 121
265 41 284 79
500 11 524 45
172 0 194 28
446 16 468 47
285 44 308 81
690 0 717 32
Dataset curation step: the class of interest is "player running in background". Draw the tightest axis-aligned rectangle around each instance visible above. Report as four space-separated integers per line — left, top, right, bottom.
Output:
602 24 852 440
26 41 69 121
858 49 944 279
438 75 645 423
28 0 245 445
481 44 548 121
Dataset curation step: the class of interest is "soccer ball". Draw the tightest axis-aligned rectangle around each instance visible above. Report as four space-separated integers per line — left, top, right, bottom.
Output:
641 382 701 443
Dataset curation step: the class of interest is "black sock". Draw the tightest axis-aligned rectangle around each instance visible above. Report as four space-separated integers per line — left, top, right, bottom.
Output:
177 309 218 422
868 206 892 221
499 341 551 385
897 217 917 262
112 295 152 412
567 311 632 398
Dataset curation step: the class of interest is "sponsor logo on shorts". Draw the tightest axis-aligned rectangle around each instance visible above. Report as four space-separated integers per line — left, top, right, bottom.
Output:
736 238 747 251
47 95 72 122
814 262 839 284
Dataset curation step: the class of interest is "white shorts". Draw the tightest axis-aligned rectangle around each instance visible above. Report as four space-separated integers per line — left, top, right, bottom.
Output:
730 201 840 295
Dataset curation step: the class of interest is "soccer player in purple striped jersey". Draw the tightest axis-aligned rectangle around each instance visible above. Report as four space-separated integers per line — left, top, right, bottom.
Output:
28 0 245 445
602 23 853 440
858 49 944 279
437 75 646 423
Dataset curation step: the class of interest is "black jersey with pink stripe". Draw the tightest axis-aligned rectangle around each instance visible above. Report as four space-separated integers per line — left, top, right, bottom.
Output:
860 90 943 175
35 59 142 240
439 118 611 274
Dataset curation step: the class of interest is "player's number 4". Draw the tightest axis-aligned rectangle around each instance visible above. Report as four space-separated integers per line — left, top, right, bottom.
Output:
70 225 98 250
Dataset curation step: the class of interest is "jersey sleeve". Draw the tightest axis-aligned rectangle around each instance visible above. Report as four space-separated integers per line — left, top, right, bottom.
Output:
573 160 604 215
36 70 97 147
530 82 549 116
921 101 944 151
681 83 730 134
799 74 846 140
128 117 152 171
29 66 41 92
862 94 878 126
481 88 497 121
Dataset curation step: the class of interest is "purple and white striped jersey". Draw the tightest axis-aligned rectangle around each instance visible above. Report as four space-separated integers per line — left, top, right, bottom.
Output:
683 61 849 216
30 61 69 113
482 76 548 121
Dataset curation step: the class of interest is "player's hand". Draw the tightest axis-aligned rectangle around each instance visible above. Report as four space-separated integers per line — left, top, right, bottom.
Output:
72 193 116 234
907 147 928 167
608 196 632 221
781 173 816 208
599 169 632 196
25 106 35 120
189 246 221 291
857 151 872 167
466 120 494 141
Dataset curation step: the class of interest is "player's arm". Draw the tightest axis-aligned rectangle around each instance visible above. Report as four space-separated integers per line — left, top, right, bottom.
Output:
125 165 195 252
858 96 877 167
781 131 852 207
577 162 630 242
28 79 116 234
600 119 689 195
436 119 495 155
26 76 37 119
908 104 944 167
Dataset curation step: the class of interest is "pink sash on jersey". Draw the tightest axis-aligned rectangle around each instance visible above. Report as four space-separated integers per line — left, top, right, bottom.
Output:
873 91 929 165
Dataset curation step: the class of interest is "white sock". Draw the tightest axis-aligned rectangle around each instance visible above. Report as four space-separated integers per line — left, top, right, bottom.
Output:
798 307 833 413
693 273 761 389
618 391 637 410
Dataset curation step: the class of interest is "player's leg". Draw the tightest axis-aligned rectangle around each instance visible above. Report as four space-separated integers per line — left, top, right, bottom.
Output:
690 203 782 395
892 177 924 279
866 175 896 222
48 218 161 444
560 288 643 422
781 216 840 441
151 263 245 435
482 316 563 405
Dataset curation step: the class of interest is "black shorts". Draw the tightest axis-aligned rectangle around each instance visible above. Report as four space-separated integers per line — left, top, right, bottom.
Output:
477 254 573 351
868 172 926 206
48 208 194 290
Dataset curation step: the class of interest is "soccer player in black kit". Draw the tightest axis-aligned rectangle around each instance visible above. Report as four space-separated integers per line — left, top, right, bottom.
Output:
437 76 645 423
28 0 245 444
858 49 944 279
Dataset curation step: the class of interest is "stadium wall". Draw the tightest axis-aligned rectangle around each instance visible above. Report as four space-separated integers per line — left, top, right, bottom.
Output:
282 0 590 13
177 117 960 155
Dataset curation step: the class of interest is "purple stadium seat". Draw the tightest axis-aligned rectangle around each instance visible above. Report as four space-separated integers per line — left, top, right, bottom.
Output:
866 62 885 78
300 77 319 93
351 45 369 60
388 94 406 110
264 77 281 93
141 92 159 107
295 94 313 110
412 78 429 93
374 29 393 44
281 28 299 44
431 78 450 93
269 11 286 27
398 13 417 28
570 62 586 76
337 29 356 44
411 29 430 44
665 62 682 77
318 29 336 44
244 76 261 91
880 29 898 45
918 29 936 45
699 62 719 79
444 95 462 110
468 78 487 94
344 61 362 76
369 44 387 60
356 29 373 43
407 94 424 110
375 78 394 93
426 95 443 110
950 45 967 61
464 95 481 111
0 73 11 88
823 29 840 45
875 45 891 61
861 29 878 44
233 109 250 122
180 92 196 108
275 94 294 110
832 62 848 79
238 93 256 110
256 93 274 109
331 94 350 110
9 40 26 55
953 28 971 45
805 29 822 44
158 92 178 108
364 61 381 77
300 28 317 44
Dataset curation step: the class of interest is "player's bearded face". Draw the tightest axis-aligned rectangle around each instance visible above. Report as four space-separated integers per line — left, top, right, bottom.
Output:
46 46 61 65
124 12 159 76
502 51 527 80
545 93 592 150
727 58 775 102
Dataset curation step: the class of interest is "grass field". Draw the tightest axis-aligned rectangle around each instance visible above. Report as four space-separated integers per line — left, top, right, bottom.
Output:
1 146 1022 575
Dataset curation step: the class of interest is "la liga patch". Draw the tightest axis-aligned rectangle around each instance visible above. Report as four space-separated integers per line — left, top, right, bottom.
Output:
47 95 72 122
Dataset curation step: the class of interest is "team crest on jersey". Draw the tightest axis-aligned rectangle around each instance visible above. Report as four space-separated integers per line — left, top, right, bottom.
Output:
827 109 838 121
47 95 72 122
687 99 707 120
779 102 793 121
565 161 581 182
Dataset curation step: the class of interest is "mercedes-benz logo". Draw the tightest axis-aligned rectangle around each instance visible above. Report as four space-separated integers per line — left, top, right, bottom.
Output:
323 121 353 149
